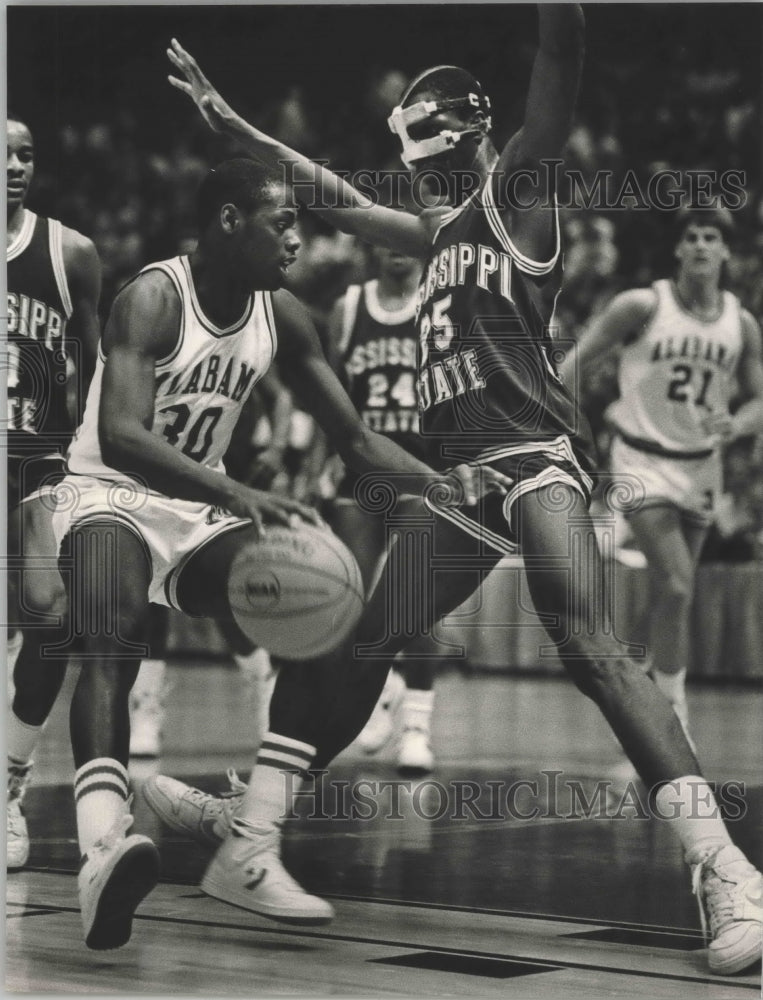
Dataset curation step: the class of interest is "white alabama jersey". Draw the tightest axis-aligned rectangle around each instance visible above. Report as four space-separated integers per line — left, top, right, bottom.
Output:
68 255 276 482
608 279 742 455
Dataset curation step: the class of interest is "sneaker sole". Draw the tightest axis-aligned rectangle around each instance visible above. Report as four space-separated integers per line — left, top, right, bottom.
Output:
142 780 223 847
397 763 434 777
708 926 763 976
84 840 160 950
200 871 334 926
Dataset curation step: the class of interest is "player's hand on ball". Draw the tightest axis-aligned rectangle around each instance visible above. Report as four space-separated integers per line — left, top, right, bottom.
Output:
434 464 513 507
167 39 238 133
226 484 322 537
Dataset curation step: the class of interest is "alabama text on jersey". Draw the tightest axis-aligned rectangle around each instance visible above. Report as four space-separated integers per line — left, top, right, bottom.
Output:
67 255 276 483
608 279 742 457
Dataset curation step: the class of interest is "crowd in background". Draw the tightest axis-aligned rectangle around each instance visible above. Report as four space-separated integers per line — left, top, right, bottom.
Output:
26 52 763 561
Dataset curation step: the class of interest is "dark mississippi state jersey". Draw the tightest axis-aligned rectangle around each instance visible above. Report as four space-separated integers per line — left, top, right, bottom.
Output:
415 177 595 472
6 210 73 457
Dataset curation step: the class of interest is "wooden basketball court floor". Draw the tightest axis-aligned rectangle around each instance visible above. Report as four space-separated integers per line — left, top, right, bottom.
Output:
6 663 762 998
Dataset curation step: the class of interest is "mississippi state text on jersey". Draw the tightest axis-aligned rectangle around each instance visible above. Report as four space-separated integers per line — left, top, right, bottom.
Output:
415 178 595 471
6 209 73 456
68 255 276 483
608 279 742 457
340 280 427 457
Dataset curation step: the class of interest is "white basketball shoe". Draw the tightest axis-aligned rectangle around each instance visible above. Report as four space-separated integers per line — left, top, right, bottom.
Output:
7 760 32 870
689 842 763 975
143 770 244 846
201 819 334 925
78 813 160 950
397 729 434 775
356 669 406 754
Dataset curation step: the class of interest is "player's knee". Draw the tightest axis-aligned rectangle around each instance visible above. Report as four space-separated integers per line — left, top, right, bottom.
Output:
20 573 67 621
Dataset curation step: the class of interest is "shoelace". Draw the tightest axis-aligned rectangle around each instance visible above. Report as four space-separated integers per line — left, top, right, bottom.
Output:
89 811 135 859
691 846 752 942
7 799 26 836
8 762 32 802
222 768 247 799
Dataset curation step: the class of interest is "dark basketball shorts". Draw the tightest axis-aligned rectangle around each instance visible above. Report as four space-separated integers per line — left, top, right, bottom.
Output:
424 434 594 555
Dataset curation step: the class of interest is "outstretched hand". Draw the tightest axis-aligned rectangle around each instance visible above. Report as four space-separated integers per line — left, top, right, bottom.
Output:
166 38 239 133
432 464 514 508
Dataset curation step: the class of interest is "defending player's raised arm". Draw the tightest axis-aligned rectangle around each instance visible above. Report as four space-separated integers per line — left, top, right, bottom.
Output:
504 4 585 173
559 288 657 386
495 5 584 263
166 39 429 256
272 290 512 505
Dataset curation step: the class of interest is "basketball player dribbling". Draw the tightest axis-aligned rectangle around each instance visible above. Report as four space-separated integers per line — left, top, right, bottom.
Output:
6 113 101 871
327 247 441 773
45 158 507 949
151 11 763 974
564 207 763 745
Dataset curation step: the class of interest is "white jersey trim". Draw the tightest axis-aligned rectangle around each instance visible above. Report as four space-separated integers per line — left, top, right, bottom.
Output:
262 291 278 369
364 279 418 326
339 285 363 355
482 177 560 276
146 262 187 369
6 209 36 261
49 218 73 319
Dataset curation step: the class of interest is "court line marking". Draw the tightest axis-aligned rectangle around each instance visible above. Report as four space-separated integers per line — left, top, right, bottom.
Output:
13 867 707 937
8 889 758 991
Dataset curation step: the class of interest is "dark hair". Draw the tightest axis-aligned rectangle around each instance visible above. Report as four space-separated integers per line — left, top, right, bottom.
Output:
674 203 735 245
196 158 285 232
401 65 488 116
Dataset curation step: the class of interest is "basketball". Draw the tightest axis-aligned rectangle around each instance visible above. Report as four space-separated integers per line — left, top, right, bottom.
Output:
226 522 365 660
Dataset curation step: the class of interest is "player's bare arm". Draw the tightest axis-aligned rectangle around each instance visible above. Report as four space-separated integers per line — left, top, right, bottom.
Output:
61 227 102 404
559 287 657 385
497 4 585 263
246 365 293 488
705 310 763 442
166 39 428 256
272 289 512 505
98 272 317 534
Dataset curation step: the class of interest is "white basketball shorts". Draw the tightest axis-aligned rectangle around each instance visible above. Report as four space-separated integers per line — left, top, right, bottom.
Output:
50 475 249 609
609 436 721 526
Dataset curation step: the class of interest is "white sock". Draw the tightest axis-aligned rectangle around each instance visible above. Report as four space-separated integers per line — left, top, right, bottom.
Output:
6 631 23 699
7 711 43 766
234 649 277 748
653 669 687 705
74 758 130 855
132 659 166 700
237 732 315 832
654 776 733 862
401 688 434 735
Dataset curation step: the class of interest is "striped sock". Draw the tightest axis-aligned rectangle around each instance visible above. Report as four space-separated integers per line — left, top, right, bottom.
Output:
237 732 315 830
74 758 130 855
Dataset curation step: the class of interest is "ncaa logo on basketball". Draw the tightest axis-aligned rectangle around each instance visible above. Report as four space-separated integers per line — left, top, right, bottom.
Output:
244 573 281 610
